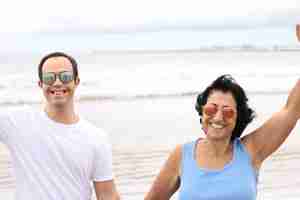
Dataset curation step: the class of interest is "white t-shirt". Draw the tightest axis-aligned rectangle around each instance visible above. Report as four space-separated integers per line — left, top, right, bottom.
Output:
0 107 113 200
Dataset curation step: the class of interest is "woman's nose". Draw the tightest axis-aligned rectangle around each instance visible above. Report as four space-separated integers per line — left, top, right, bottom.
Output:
213 109 224 121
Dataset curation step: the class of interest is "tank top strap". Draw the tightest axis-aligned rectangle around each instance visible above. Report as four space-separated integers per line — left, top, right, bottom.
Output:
181 140 196 173
181 138 205 174
233 139 252 164
233 138 259 181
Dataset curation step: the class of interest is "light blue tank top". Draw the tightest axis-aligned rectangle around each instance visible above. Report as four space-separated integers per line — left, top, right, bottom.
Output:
179 139 257 200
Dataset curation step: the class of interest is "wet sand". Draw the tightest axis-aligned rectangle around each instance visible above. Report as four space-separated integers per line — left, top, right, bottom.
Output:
1 94 300 199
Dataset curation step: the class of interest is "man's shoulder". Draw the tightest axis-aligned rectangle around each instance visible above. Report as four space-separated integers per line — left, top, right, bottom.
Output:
0 106 40 141
0 105 38 120
79 119 109 139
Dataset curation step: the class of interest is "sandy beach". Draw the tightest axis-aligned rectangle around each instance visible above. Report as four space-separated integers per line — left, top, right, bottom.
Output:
1 93 300 199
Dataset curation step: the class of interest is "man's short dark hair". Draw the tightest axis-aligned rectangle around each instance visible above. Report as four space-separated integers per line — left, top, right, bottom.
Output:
38 52 79 81
195 74 255 141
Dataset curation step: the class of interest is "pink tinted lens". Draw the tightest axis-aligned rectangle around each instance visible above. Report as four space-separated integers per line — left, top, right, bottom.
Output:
203 105 218 116
203 105 235 119
222 108 235 119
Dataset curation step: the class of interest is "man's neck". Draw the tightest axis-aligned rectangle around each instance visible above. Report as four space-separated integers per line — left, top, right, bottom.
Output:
44 104 79 124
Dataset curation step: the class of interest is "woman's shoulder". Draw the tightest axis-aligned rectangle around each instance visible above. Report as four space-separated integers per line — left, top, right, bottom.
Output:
169 140 198 168
169 144 183 162
172 139 197 158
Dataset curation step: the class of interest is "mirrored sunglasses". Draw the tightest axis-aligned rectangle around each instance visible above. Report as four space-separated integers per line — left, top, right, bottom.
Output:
42 71 74 85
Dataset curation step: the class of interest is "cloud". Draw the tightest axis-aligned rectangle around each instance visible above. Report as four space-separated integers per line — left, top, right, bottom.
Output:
0 0 299 33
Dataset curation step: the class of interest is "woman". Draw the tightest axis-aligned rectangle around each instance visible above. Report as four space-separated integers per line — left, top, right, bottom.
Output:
145 74 300 200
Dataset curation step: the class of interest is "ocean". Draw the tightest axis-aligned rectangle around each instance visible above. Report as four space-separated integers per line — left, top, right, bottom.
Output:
0 50 300 199
0 50 299 105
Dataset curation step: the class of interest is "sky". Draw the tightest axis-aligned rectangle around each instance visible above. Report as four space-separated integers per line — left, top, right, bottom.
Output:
0 0 299 33
0 0 299 52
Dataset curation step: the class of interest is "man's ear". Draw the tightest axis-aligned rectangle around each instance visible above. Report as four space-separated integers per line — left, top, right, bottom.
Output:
75 77 80 85
38 81 42 88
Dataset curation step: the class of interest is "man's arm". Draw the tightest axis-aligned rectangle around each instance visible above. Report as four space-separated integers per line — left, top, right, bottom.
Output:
296 24 300 42
94 180 120 200
0 108 19 142
92 130 119 200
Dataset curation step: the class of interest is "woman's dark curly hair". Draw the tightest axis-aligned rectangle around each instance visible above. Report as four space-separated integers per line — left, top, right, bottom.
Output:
195 74 255 141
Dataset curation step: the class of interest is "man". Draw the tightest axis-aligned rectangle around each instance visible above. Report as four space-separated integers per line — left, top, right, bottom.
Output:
0 52 120 200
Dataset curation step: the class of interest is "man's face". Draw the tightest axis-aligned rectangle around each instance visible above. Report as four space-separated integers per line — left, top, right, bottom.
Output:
39 56 79 108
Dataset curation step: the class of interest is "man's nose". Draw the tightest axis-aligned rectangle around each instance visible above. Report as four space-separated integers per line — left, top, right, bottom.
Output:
52 75 63 86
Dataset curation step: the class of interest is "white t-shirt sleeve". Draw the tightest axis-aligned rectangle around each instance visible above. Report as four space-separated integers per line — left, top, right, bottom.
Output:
92 132 114 182
0 107 32 143
0 110 16 143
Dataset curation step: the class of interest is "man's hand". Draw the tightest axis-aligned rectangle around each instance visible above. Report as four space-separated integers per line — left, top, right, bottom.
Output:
94 180 120 200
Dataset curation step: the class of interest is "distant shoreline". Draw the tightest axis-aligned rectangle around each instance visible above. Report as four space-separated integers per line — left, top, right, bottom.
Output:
0 90 289 107
0 47 299 65
88 47 300 55
1 46 300 56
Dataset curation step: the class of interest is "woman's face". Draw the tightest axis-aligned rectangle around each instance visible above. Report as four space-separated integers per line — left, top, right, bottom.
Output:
202 90 237 141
